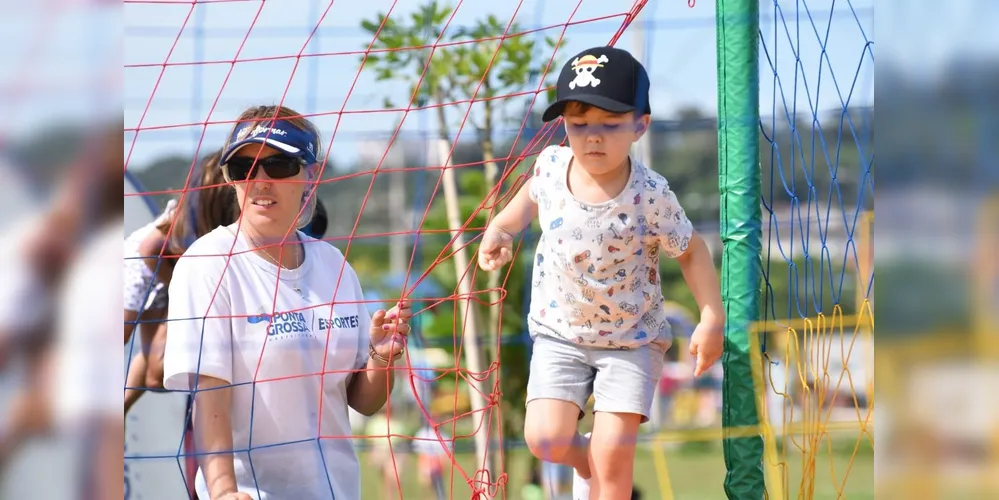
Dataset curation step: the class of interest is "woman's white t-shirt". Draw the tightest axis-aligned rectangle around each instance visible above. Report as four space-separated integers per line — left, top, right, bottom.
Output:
163 224 372 500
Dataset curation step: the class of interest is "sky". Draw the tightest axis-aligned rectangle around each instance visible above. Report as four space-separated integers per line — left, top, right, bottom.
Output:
0 3 120 138
114 0 880 170
3 0 929 172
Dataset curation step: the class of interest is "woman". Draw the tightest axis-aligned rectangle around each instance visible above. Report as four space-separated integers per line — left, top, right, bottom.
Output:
126 154 330 414
162 105 410 500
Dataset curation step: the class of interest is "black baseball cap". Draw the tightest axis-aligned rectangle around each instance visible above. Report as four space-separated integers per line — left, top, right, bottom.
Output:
542 46 651 122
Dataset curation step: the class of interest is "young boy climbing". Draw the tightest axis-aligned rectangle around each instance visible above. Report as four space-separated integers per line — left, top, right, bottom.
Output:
477 46 725 500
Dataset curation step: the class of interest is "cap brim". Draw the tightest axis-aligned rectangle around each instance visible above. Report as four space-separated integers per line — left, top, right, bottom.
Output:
222 137 303 164
541 95 636 122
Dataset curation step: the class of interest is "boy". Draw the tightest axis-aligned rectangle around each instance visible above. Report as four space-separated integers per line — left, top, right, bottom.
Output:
477 46 724 500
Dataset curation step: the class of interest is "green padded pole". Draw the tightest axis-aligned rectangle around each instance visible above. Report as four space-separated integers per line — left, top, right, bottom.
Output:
716 0 765 498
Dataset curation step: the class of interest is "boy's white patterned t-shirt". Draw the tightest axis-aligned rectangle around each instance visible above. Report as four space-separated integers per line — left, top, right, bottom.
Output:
527 145 694 349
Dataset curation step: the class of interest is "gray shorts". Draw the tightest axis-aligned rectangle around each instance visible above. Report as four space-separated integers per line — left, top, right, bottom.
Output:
526 334 668 423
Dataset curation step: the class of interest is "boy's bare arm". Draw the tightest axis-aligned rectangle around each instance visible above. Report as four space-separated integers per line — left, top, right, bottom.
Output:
675 232 724 323
676 231 725 376
488 177 538 235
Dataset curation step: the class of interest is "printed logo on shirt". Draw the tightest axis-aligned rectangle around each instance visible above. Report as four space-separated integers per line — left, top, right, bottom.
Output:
246 309 314 339
318 314 360 331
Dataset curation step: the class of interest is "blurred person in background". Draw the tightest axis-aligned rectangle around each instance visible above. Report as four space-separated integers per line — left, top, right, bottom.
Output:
123 150 238 414
365 410 410 500
0 125 122 480
162 105 409 500
0 151 47 357
693 362 723 427
45 122 125 500
412 412 452 500
654 303 695 430
0 165 57 479
0 160 51 373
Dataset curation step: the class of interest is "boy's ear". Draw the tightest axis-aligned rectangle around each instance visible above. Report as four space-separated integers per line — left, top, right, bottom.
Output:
635 114 652 135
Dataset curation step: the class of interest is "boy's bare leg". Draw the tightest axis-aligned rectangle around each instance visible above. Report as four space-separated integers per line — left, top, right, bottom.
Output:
524 399 592 479
588 411 641 500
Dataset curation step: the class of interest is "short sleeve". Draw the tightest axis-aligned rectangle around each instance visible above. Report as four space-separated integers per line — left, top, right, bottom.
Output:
162 254 233 391
655 182 694 258
351 271 372 371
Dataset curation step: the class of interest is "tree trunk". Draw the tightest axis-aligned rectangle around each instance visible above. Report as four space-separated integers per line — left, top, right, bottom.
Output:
480 99 504 365
388 116 408 275
434 99 497 484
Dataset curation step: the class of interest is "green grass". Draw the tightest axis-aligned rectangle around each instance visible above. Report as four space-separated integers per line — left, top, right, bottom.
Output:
358 440 875 499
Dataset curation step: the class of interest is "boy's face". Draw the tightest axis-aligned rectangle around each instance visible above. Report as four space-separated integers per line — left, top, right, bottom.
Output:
562 104 650 175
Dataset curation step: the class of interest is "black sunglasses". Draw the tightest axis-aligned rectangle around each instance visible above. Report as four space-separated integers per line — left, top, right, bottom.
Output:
224 155 304 181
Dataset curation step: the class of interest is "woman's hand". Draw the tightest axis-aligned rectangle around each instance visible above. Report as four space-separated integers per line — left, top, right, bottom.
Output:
369 300 412 362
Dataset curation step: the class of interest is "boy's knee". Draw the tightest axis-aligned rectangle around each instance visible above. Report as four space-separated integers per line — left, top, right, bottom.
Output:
524 420 577 463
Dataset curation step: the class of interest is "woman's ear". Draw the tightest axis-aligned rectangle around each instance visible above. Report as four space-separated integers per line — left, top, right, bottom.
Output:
302 164 319 198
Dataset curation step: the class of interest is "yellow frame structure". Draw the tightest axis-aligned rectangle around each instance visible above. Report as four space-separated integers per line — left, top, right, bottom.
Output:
649 210 875 499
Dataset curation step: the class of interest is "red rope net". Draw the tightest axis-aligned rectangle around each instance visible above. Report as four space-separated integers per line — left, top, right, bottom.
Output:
124 1 650 498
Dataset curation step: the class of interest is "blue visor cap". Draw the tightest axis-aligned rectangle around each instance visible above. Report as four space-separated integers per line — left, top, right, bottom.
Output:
222 119 319 166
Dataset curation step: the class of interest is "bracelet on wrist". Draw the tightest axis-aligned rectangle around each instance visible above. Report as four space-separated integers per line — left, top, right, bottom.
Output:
369 343 404 365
